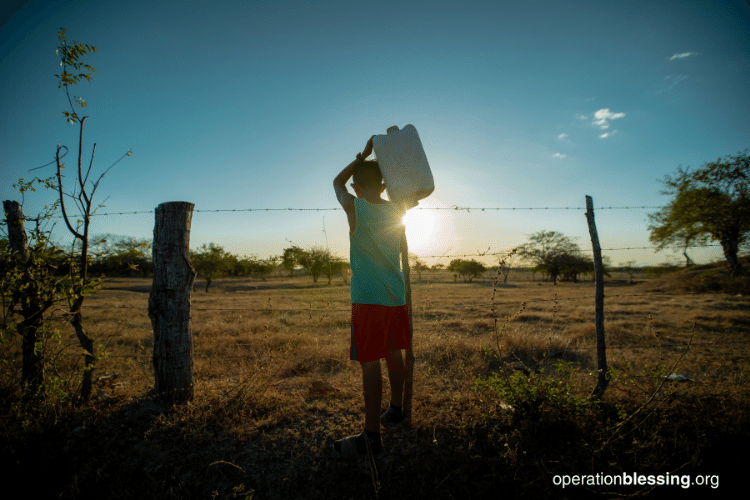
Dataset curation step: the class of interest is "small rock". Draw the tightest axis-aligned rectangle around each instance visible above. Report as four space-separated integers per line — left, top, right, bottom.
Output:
665 373 693 382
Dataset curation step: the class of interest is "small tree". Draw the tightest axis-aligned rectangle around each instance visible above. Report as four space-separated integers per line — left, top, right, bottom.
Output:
560 253 594 283
648 150 749 272
302 245 338 284
516 230 583 285
192 243 230 292
51 28 132 402
282 245 306 277
447 259 461 280
621 260 637 284
498 248 520 284
409 254 427 280
463 260 487 282
448 259 487 282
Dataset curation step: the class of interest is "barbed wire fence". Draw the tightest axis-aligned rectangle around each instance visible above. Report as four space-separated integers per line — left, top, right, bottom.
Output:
2 198 743 402
71 202 739 216
15 203 726 264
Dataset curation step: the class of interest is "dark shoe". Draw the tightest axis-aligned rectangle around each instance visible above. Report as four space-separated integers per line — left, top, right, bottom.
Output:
333 431 385 459
380 404 407 426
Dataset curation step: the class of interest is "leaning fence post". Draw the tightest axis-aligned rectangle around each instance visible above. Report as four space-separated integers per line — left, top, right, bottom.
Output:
585 195 609 399
401 232 415 422
148 202 197 403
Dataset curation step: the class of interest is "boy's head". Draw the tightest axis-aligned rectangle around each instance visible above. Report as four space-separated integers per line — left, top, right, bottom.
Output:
351 160 385 197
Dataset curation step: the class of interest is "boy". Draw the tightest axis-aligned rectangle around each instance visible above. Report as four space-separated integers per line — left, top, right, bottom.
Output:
332 135 411 458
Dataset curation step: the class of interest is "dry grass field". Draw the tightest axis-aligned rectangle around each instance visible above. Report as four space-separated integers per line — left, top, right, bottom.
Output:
2 263 749 499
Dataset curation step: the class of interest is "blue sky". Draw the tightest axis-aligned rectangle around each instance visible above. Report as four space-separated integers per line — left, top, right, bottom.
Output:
2 0 749 267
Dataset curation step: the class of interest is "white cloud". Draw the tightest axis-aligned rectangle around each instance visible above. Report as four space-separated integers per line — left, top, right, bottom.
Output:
592 108 625 130
668 52 694 61
553 153 567 158
599 130 617 139
557 133 568 140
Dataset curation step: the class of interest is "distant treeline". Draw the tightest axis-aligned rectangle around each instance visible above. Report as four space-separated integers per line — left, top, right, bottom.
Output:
0 235 351 290
0 233 685 286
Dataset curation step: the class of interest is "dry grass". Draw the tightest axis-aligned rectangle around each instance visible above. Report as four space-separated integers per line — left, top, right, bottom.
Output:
2 266 749 498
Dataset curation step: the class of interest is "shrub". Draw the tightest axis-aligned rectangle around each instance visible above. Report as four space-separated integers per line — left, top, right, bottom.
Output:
473 360 597 421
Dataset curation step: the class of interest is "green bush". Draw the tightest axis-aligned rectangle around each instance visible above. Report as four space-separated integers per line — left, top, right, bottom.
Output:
473 360 597 421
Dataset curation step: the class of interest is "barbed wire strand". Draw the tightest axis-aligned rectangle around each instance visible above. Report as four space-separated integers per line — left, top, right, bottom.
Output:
54 203 738 217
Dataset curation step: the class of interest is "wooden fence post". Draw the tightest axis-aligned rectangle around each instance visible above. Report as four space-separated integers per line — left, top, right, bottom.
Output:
401 232 415 421
4 201 28 255
585 195 609 399
3 200 43 386
148 202 197 403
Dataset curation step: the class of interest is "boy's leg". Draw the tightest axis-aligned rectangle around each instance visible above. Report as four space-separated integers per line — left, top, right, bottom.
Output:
361 359 382 433
385 349 405 407
333 359 383 458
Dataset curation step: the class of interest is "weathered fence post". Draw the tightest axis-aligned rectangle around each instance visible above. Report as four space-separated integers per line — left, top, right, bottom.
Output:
585 195 609 399
401 232 415 421
4 201 28 254
148 202 197 403
3 200 43 386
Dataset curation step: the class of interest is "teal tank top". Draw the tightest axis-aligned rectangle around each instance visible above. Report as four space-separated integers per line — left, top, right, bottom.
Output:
350 198 406 306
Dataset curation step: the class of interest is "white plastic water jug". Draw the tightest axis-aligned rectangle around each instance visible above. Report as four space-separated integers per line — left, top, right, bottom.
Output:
372 125 434 206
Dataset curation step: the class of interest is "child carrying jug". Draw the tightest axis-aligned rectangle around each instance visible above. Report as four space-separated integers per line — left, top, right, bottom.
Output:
331 135 414 458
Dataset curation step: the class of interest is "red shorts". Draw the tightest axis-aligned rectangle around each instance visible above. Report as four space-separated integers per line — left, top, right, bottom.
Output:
350 303 411 363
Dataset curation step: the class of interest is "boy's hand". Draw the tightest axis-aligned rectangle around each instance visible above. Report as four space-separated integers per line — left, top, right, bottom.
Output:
361 135 375 159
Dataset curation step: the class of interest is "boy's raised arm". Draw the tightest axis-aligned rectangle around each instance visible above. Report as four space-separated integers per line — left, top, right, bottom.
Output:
333 136 375 211
333 161 356 211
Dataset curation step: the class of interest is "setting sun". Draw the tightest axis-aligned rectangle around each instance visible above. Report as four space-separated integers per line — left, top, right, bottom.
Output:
402 207 438 254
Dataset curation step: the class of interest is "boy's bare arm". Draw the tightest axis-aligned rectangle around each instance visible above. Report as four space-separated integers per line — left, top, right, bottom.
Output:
333 136 375 211
333 160 357 212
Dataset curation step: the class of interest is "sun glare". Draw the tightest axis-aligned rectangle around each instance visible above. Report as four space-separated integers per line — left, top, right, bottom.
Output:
402 207 438 254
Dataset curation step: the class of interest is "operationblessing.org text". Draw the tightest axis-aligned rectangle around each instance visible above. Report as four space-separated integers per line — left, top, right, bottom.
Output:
553 473 719 490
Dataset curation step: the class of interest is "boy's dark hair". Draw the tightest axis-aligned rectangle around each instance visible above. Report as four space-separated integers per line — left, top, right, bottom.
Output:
353 160 383 190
